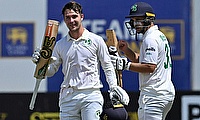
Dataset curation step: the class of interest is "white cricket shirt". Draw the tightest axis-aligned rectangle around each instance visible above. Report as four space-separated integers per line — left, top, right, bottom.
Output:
139 25 175 98
47 29 117 89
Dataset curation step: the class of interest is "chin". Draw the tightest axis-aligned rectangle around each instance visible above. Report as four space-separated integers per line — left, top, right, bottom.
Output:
70 27 78 31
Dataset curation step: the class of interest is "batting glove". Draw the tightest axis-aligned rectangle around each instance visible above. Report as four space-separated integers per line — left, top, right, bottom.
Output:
108 46 119 56
32 48 41 64
31 48 57 64
110 55 131 71
109 86 130 106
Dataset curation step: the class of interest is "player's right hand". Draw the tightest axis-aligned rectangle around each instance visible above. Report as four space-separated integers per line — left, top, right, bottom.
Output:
32 48 41 64
118 40 129 53
32 48 57 65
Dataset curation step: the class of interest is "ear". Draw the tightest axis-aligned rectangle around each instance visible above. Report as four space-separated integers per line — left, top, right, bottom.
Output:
81 14 84 20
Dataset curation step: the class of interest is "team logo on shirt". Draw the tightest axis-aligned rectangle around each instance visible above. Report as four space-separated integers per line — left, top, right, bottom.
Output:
83 38 92 47
96 110 101 118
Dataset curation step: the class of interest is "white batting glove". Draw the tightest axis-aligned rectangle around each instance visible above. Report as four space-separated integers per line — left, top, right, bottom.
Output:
109 86 130 106
108 46 119 56
32 48 41 64
31 48 57 64
110 55 131 71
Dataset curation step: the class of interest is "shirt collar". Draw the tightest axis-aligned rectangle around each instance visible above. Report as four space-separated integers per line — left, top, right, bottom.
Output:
66 28 89 41
143 25 158 38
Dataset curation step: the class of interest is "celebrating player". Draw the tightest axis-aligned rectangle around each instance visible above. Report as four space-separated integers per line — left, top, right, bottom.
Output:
109 2 175 120
32 1 129 120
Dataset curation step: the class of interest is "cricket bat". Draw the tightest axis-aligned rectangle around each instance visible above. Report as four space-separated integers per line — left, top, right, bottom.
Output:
106 29 123 87
29 20 59 110
106 29 124 108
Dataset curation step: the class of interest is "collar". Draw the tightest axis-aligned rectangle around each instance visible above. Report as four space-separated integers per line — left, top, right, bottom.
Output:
143 25 158 38
66 28 89 41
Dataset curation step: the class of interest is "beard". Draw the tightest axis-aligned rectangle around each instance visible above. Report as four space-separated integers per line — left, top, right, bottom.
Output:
135 26 143 33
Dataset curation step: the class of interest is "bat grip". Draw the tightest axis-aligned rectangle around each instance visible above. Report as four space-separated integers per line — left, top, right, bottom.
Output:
29 79 42 110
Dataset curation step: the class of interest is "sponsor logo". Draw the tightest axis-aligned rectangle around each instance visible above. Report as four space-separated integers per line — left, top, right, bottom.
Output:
7 27 28 45
1 23 34 57
145 47 155 52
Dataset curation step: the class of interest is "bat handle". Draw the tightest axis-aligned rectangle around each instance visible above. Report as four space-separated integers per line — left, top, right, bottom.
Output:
29 79 42 110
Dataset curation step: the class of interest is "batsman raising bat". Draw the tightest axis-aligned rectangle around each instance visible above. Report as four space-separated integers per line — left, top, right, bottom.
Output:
30 20 59 110
31 1 129 120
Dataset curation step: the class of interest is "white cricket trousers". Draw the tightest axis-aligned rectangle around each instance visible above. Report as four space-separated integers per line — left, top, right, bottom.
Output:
59 87 103 120
138 93 174 120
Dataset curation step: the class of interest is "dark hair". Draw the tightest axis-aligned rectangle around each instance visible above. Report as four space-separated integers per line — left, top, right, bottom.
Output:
62 1 83 15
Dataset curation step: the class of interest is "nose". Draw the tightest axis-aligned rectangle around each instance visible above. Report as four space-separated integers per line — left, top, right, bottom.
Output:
69 17 74 23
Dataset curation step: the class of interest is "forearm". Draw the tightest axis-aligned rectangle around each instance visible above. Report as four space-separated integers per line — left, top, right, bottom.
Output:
129 62 156 73
102 62 118 88
123 48 139 63
46 59 61 77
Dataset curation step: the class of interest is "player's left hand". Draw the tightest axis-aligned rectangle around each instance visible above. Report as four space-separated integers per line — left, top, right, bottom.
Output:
49 56 57 64
109 86 130 106
110 55 131 70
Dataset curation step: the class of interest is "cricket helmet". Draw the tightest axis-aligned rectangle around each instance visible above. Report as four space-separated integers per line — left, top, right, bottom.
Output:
100 98 128 120
125 2 156 39
125 2 155 18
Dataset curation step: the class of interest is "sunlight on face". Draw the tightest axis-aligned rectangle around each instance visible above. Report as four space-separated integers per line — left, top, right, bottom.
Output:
63 9 83 32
